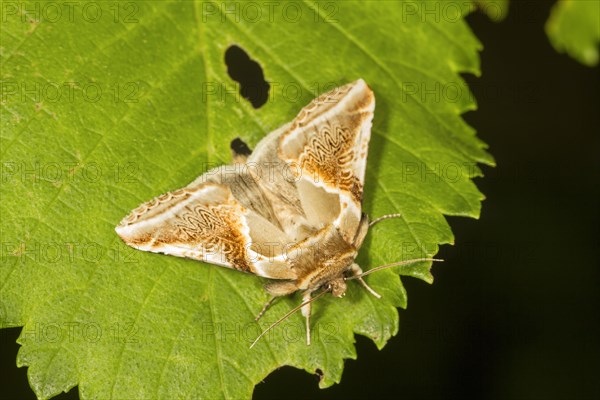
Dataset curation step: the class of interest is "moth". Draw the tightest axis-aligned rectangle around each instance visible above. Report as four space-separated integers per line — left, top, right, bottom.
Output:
115 79 438 347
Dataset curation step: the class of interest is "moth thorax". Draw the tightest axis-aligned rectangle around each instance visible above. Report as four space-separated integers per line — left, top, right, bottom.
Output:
329 278 347 298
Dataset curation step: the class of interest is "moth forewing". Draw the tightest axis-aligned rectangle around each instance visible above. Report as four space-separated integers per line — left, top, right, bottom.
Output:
116 79 391 346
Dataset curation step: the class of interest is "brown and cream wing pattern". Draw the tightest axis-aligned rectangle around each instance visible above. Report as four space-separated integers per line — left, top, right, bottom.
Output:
277 79 375 239
115 181 296 280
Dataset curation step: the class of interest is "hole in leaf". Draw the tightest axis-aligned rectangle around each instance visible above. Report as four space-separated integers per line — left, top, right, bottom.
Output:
230 137 252 157
315 368 324 383
225 45 269 108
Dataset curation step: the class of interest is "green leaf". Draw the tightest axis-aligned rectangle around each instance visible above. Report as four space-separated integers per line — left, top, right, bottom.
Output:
0 1 492 398
546 0 600 66
474 0 510 21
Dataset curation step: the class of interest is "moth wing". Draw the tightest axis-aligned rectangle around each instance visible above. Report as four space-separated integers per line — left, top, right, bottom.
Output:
116 79 374 274
115 179 297 280
278 79 375 242
244 124 318 244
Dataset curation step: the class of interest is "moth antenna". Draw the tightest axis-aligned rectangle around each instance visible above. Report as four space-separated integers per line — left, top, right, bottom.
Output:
249 287 331 349
346 258 444 280
369 213 403 227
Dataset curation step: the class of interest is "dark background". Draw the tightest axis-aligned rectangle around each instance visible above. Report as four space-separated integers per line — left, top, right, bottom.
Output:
1 1 598 399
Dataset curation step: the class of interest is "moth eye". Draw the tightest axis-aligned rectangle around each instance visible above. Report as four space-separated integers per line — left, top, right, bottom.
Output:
224 45 269 109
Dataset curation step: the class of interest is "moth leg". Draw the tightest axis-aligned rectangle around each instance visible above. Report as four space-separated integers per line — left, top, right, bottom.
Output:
260 280 299 320
349 263 382 299
255 296 276 321
301 291 313 345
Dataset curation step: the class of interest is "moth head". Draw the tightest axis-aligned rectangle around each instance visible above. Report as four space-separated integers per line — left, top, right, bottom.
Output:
329 277 347 298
